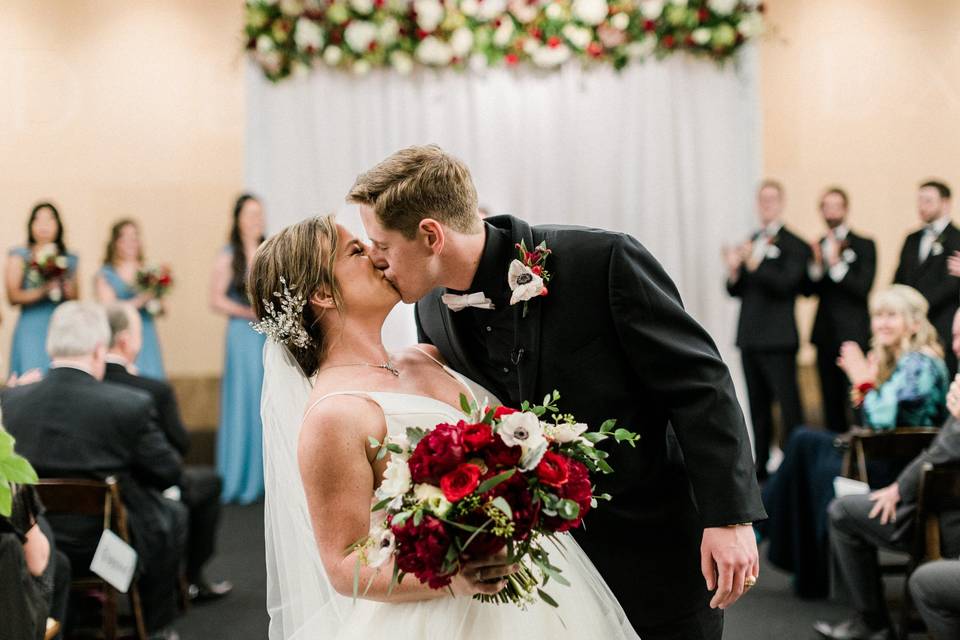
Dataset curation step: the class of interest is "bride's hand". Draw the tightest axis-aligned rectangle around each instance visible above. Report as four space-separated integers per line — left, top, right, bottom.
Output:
452 554 519 597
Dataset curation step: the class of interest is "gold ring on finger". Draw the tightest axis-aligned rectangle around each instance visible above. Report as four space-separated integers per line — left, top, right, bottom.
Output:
744 576 757 589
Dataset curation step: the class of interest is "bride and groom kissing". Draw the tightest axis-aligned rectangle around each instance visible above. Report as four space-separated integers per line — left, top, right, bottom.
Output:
252 145 765 640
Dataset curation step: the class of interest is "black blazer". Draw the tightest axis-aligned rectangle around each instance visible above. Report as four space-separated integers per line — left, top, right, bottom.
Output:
893 222 960 343
104 362 190 456
806 231 876 350
0 368 182 559
416 215 765 625
726 225 811 351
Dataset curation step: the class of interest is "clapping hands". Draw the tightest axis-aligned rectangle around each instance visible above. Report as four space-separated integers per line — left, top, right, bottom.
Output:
836 341 877 387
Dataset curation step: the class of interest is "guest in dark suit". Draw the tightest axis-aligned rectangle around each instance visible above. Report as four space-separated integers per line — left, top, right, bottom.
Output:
814 309 960 640
724 180 811 479
805 187 877 432
351 145 766 640
894 180 960 376
0 302 184 640
104 303 231 602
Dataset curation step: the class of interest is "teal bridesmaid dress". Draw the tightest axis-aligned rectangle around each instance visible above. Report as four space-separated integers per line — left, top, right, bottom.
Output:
8 246 78 376
97 265 166 379
216 249 267 504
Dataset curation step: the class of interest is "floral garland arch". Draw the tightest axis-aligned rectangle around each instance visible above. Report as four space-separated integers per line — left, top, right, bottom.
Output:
246 0 764 81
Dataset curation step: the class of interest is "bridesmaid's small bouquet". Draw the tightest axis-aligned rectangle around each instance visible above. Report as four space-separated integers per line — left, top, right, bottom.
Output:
26 244 69 302
136 265 174 316
354 392 639 608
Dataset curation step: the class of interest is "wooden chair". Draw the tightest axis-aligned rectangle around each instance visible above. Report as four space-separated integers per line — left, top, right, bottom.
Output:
34 477 148 640
898 463 960 639
840 426 940 484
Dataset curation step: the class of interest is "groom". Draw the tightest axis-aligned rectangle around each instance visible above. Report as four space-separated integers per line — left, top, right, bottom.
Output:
350 145 766 640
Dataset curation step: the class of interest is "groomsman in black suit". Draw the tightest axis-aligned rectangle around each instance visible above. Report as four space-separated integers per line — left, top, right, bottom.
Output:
894 180 960 376
725 180 811 480
0 303 184 640
805 187 876 433
103 303 232 602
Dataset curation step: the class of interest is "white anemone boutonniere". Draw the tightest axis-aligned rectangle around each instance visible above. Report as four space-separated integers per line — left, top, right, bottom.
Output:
508 239 552 317
932 241 944 257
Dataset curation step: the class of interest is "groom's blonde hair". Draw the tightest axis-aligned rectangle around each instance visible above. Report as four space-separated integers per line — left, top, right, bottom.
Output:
347 145 482 239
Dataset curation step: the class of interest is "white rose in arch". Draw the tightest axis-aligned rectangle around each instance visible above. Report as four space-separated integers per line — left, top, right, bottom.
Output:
323 44 343 66
610 12 630 31
256 34 276 54
450 27 474 58
507 259 544 305
492 19 515 47
691 27 711 45
349 0 375 14
638 0 664 19
737 13 763 38
562 24 592 51
344 20 378 53
294 18 325 51
379 17 401 45
626 35 656 59
461 0 480 17
415 36 453 65
707 0 738 15
571 0 607 26
476 0 508 21
545 2 565 20
414 0 445 32
509 0 538 24
390 50 414 74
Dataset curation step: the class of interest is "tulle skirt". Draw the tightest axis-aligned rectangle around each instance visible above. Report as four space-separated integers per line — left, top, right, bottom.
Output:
300 534 640 640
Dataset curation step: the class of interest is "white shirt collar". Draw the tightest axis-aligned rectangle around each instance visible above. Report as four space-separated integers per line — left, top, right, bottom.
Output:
762 220 783 237
105 354 131 369
927 215 951 236
827 224 849 241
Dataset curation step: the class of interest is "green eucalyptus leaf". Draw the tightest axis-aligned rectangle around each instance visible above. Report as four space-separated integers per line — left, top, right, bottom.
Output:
490 496 513 520
476 468 515 494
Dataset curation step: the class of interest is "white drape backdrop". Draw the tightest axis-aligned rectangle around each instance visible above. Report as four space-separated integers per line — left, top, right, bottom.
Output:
245 51 761 436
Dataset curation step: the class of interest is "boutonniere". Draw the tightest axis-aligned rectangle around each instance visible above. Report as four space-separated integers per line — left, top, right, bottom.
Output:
842 248 857 263
764 244 781 259
509 240 552 317
932 241 944 257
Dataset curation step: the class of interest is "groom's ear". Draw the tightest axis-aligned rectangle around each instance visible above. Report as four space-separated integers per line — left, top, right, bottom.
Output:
419 218 445 255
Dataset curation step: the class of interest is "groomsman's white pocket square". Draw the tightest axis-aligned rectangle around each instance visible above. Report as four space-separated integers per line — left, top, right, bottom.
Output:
765 245 781 259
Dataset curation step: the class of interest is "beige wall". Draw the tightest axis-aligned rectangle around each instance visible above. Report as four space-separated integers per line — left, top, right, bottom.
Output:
759 0 960 360
1 0 246 376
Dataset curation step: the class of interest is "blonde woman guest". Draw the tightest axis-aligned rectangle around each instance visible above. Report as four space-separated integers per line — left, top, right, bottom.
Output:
760 284 949 598
6 202 79 376
210 194 266 504
95 219 165 379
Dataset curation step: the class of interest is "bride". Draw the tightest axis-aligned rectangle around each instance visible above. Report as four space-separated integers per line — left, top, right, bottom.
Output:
250 215 639 640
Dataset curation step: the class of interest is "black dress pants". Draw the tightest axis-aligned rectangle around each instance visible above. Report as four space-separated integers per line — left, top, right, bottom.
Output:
741 349 804 479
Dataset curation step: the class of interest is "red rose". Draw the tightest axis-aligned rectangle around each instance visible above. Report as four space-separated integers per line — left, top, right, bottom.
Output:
663 35 676 48
541 459 592 533
535 451 570 488
697 8 709 21
547 36 561 49
440 463 482 502
482 437 522 469
586 41 603 57
644 19 656 32
392 515 453 589
407 423 465 484
461 422 493 451
493 406 518 420
505 53 519 66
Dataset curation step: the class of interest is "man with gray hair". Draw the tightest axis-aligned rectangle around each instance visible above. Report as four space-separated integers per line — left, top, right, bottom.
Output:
0 302 185 640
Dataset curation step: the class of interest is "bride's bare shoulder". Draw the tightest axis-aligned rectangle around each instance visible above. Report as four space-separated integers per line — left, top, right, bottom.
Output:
395 344 446 366
300 392 385 450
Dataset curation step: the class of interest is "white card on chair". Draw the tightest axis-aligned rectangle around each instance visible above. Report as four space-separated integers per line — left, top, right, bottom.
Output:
89 529 138 593
833 476 870 498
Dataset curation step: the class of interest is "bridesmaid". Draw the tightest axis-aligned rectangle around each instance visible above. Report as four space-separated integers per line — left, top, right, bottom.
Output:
210 194 267 504
94 219 166 379
5 202 79 376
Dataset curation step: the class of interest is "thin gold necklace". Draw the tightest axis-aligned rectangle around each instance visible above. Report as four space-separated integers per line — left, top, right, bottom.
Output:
319 360 400 377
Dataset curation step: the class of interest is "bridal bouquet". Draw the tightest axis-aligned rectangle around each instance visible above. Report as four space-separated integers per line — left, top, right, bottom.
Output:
136 265 174 316
25 244 69 302
355 392 639 607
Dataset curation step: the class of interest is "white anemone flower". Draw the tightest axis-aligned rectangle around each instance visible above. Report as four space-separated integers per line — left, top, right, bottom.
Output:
507 259 544 305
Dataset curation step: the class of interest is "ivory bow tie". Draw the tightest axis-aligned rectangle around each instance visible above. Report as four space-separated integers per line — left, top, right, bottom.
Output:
441 292 495 312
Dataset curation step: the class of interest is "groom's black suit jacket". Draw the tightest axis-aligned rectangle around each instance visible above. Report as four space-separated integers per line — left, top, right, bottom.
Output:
416 215 765 627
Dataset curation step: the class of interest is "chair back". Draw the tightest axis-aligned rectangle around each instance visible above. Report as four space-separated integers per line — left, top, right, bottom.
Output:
915 462 960 561
34 477 131 541
842 427 940 483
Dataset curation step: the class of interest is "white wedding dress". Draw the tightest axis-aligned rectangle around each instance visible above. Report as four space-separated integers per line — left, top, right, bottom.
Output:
261 341 640 640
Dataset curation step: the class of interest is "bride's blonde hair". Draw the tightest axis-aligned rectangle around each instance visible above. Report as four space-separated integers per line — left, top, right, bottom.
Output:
248 215 342 377
869 284 943 384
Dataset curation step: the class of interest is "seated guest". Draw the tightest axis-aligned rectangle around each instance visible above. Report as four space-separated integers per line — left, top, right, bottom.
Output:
0 302 185 640
761 285 949 598
0 476 71 640
909 558 960 640
815 367 960 639
104 303 231 601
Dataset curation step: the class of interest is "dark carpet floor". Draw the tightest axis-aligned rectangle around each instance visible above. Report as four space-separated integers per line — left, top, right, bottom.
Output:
172 504 920 639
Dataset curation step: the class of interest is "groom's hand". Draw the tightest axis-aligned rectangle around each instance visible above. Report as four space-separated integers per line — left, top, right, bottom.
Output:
701 525 759 610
